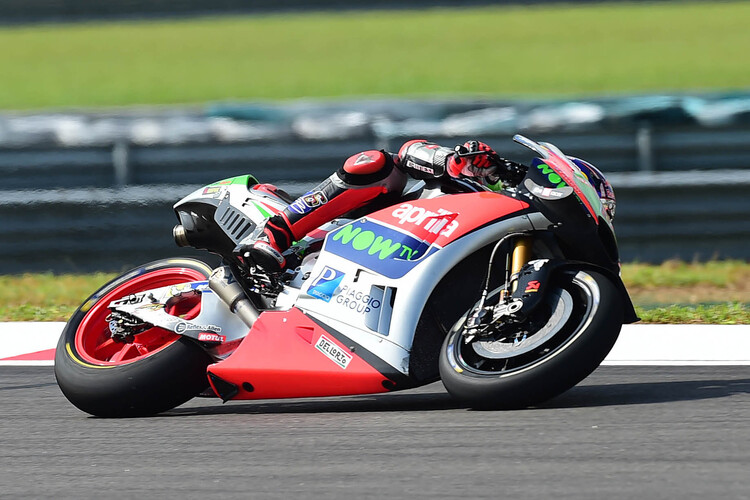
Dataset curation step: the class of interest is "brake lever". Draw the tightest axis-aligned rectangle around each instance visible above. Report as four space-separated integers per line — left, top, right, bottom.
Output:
453 145 488 158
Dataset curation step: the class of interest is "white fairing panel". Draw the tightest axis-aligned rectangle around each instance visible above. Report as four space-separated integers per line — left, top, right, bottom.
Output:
292 214 535 375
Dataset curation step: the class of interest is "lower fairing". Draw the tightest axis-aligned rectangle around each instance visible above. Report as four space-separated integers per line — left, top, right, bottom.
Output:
206 307 413 400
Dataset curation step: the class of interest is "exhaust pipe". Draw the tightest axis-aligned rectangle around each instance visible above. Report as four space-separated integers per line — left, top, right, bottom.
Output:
173 224 190 247
208 266 260 328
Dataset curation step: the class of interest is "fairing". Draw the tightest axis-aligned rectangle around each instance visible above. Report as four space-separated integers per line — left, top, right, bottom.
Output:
513 135 605 223
173 175 289 256
205 193 535 399
206 308 400 400
321 193 529 279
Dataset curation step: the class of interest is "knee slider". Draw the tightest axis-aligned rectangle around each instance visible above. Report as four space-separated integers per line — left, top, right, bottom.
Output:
338 150 393 185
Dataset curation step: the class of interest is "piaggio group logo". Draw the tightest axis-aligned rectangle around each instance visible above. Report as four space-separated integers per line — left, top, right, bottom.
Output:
307 266 345 303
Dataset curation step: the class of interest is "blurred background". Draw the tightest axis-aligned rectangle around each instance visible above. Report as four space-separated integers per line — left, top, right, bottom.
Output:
2 0 750 273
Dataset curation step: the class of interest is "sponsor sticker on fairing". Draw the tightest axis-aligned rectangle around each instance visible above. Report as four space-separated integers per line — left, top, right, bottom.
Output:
390 203 459 239
197 332 226 343
202 186 224 197
175 322 222 334
325 219 437 279
314 334 352 369
112 293 146 306
307 266 345 302
334 285 381 315
524 178 574 200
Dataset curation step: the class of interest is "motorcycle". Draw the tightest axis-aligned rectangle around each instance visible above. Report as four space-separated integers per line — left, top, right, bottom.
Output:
55 134 638 417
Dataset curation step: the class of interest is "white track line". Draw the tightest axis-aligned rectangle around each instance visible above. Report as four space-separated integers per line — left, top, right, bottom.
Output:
1 322 749 367
602 324 750 366
0 322 61 366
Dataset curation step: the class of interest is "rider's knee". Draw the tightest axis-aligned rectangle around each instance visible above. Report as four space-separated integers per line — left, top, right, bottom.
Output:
337 150 395 185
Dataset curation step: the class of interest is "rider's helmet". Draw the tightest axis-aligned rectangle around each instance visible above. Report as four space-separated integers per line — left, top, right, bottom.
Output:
569 157 616 221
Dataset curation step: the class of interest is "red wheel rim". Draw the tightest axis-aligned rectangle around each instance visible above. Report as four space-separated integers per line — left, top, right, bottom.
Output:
75 267 208 366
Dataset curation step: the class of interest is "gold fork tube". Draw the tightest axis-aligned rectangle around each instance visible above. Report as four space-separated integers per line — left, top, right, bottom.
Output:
510 236 532 292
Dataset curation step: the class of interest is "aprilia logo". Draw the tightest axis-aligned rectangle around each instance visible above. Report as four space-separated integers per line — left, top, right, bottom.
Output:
390 203 458 238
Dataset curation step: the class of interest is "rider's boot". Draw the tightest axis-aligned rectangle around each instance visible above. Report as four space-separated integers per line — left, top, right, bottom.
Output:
242 150 406 273
244 215 294 273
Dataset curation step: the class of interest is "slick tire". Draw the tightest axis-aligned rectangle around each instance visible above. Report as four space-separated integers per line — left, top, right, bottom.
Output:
439 269 623 410
54 258 214 417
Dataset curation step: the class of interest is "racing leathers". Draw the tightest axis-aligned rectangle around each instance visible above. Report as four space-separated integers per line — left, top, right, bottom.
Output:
241 140 526 272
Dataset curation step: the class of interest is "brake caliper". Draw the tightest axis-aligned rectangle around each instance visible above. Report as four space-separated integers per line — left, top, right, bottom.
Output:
508 259 553 320
463 259 556 342
106 310 150 343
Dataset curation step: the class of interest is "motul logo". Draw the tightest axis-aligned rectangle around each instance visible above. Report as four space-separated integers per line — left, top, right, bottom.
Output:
198 332 226 343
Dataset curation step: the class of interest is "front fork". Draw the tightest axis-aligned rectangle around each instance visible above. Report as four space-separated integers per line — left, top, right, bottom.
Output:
465 234 533 340
509 236 533 294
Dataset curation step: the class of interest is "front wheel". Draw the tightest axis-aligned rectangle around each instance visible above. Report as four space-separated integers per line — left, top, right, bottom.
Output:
55 258 214 417
438 268 623 409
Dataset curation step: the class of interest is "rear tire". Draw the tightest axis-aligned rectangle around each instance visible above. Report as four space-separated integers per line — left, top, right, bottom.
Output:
438 268 623 409
54 258 214 417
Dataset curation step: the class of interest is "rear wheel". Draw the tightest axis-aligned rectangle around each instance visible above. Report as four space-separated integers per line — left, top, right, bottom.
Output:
54 258 214 417
438 268 623 409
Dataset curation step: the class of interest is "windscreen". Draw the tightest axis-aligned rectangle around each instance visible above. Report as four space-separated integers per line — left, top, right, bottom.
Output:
514 135 604 222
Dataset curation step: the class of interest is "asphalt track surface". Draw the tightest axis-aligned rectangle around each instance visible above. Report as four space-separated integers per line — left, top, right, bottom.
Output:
2 366 749 499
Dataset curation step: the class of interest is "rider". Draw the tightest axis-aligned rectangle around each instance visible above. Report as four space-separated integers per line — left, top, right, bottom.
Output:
240 139 527 272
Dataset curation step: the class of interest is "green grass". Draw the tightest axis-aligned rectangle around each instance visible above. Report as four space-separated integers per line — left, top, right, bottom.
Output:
0 273 116 322
1 1 749 110
635 302 750 325
2 261 749 322
622 259 750 288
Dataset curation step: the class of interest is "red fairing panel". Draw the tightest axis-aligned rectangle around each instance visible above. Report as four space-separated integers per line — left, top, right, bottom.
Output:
367 192 530 247
206 308 392 400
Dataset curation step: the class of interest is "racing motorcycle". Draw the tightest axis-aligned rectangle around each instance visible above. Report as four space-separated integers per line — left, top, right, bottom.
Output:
55 134 638 417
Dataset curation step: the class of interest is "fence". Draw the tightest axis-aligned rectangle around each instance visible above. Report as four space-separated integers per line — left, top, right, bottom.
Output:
4 124 750 189
2 122 750 273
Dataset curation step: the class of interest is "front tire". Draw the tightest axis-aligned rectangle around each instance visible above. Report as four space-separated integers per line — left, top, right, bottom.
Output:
438 268 623 409
55 258 214 417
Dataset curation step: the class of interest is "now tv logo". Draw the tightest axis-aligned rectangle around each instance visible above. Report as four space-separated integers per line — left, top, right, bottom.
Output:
326 219 435 279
